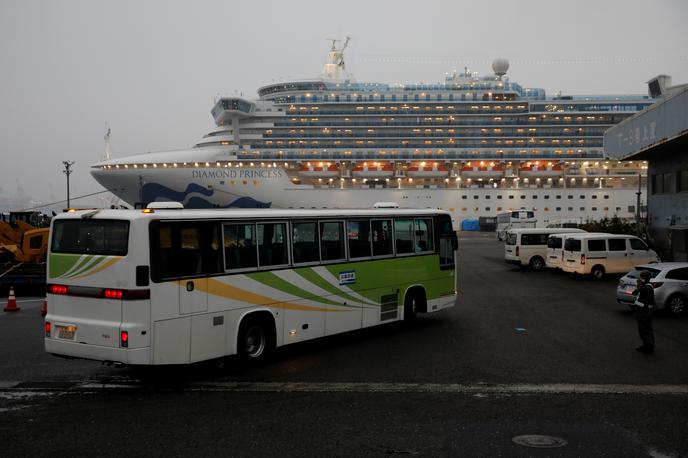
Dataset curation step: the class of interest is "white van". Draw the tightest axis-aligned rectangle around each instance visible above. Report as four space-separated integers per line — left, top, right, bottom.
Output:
561 233 660 279
546 231 605 270
505 228 586 271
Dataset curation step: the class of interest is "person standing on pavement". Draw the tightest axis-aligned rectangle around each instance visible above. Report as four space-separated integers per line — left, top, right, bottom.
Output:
632 270 655 354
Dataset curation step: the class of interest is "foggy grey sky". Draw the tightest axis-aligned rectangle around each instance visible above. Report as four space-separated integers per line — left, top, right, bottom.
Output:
1 0 687 211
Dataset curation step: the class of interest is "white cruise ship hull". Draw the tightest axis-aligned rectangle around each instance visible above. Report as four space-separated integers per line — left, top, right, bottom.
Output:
92 162 640 229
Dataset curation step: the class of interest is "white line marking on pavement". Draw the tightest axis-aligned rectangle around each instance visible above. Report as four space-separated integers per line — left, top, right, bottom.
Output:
1 381 687 395
188 382 688 395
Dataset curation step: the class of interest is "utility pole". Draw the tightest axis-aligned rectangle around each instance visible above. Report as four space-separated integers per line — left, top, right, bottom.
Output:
636 172 642 238
62 161 75 208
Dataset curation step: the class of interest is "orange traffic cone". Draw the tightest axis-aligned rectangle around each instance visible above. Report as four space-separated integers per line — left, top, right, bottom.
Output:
4 286 20 312
41 296 47 316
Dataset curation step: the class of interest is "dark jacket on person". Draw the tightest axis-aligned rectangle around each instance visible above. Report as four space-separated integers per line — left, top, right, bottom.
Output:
633 283 655 308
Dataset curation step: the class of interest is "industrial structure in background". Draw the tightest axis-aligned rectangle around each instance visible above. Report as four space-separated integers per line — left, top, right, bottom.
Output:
606 76 688 261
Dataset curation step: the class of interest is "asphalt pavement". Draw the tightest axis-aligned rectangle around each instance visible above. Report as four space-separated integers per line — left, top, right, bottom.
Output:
1 232 687 457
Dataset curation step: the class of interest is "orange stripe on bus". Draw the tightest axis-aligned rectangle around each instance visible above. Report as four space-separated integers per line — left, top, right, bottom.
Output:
188 278 342 313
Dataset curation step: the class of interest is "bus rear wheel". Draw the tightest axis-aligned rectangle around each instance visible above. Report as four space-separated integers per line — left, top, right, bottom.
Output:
238 316 274 362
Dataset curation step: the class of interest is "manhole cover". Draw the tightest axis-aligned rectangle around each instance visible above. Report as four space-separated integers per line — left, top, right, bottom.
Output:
512 435 568 449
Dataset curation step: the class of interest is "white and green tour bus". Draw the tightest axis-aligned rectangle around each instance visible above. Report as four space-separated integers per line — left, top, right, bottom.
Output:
45 207 458 365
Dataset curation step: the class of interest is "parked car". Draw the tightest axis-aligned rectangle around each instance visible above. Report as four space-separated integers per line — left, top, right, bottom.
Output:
616 263 688 315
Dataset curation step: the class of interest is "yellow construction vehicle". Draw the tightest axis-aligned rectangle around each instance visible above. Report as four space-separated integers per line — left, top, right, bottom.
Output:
0 227 50 264
0 222 50 295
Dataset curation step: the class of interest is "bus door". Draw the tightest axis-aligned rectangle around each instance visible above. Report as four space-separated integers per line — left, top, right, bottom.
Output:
150 222 223 364
437 215 457 270
176 225 209 314
151 222 224 316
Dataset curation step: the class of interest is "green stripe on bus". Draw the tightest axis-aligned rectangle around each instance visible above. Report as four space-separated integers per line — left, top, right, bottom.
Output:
324 255 448 302
66 255 109 278
294 267 372 307
48 253 82 278
249 271 349 308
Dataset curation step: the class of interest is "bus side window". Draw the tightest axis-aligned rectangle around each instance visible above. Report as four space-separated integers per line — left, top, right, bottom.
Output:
414 218 434 252
205 223 223 274
258 222 288 267
347 219 371 258
179 227 202 276
152 223 217 280
371 219 393 256
395 219 414 254
224 223 257 270
293 221 319 263
320 221 345 261
157 226 174 279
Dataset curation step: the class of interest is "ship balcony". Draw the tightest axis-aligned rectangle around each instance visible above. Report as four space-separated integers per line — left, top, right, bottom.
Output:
460 166 505 179
298 164 340 179
351 164 394 179
518 165 564 179
236 133 264 140
240 122 276 129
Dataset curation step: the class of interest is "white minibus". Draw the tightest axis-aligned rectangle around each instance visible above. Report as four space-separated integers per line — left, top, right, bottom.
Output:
504 228 586 271
546 231 604 270
561 233 659 279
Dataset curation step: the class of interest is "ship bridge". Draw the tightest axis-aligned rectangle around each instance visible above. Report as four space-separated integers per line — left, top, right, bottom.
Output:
211 97 256 125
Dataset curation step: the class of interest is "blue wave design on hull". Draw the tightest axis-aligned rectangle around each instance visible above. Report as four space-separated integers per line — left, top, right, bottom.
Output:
142 183 213 202
142 182 271 208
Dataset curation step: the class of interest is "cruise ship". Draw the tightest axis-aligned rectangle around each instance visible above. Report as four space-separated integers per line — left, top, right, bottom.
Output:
91 39 654 228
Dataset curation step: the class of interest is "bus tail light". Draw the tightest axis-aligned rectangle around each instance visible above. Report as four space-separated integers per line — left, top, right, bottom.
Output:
47 284 148 300
45 321 51 337
120 330 129 348
580 254 586 265
104 289 124 299
50 284 68 295
515 246 520 257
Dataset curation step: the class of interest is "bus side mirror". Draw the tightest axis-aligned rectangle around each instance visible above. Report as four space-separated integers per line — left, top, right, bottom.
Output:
451 234 458 251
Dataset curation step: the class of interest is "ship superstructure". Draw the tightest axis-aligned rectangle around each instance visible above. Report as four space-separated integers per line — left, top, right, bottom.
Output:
91 39 653 227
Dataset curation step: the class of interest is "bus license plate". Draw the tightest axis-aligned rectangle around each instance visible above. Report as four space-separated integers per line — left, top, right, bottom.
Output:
57 325 77 340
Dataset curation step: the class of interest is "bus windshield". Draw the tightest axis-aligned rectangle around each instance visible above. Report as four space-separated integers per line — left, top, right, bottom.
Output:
51 220 129 255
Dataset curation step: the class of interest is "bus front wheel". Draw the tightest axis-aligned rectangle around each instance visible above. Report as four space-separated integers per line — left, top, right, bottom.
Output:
238 316 275 362
404 289 426 322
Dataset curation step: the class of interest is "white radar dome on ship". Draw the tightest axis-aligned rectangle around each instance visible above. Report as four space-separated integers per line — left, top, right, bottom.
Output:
492 58 509 77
